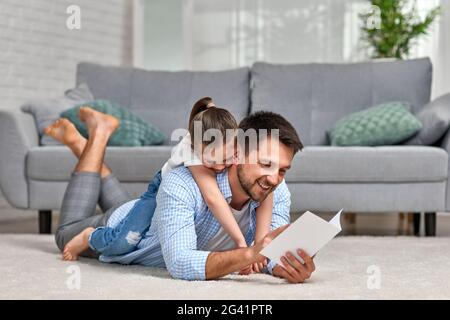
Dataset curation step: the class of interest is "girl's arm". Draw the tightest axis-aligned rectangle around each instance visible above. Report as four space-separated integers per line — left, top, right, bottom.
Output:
189 165 247 248
254 192 274 242
252 193 273 273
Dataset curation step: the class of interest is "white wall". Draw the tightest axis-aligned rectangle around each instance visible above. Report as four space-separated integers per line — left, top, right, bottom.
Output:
0 0 133 110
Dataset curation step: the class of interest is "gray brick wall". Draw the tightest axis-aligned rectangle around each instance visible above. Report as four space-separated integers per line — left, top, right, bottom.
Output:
0 0 132 207
0 0 133 110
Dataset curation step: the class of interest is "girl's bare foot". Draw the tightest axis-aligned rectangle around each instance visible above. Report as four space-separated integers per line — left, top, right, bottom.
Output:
44 118 84 147
78 106 119 137
62 227 95 261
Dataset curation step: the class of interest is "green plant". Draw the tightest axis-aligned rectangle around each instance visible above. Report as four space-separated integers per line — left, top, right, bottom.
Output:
360 0 441 59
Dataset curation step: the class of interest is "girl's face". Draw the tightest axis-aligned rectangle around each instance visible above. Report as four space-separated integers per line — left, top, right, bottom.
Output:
197 140 236 173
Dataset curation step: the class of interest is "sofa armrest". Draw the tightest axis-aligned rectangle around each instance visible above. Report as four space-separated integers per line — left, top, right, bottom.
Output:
0 109 38 208
440 127 450 212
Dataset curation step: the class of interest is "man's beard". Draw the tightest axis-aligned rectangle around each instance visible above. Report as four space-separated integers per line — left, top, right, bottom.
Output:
236 164 273 202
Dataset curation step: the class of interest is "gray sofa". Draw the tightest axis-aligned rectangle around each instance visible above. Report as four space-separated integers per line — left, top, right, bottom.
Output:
1 58 448 235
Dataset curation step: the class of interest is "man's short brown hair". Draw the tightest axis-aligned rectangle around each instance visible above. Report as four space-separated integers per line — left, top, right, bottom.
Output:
238 111 303 154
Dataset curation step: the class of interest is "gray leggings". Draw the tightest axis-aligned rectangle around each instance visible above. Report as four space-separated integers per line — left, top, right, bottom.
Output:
55 172 131 256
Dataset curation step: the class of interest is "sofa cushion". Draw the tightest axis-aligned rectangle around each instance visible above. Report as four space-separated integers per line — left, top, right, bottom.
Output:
27 146 171 182
21 83 94 146
28 145 447 184
285 146 447 183
76 63 250 144
328 101 422 146
250 58 432 146
61 100 166 146
405 92 450 146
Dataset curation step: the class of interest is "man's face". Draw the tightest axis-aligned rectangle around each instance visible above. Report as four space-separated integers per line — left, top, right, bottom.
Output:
236 137 294 202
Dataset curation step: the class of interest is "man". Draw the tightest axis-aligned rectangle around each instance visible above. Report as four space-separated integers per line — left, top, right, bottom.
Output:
52 107 315 284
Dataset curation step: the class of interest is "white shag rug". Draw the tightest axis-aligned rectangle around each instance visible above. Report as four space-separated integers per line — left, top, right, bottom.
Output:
1 234 450 300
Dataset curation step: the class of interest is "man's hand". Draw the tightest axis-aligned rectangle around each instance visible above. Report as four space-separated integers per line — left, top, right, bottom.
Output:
272 250 315 284
252 224 316 283
251 224 290 264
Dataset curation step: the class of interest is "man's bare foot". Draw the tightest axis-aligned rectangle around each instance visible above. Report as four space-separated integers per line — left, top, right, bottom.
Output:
78 106 119 136
44 118 84 147
62 227 95 261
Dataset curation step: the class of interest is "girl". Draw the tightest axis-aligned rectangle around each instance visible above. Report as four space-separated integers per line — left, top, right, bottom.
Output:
57 97 273 273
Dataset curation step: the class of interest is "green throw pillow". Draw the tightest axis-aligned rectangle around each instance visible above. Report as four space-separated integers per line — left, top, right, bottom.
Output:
328 102 422 146
61 100 165 146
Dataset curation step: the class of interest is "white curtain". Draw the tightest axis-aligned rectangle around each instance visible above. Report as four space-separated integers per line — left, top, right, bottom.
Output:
181 0 449 97
409 0 450 97
432 0 450 97
138 0 450 97
182 0 366 69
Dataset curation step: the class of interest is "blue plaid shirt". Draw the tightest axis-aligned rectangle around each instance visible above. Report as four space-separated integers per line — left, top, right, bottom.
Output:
102 166 291 280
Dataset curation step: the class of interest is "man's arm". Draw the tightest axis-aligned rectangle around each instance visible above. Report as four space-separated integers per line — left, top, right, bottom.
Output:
205 248 255 279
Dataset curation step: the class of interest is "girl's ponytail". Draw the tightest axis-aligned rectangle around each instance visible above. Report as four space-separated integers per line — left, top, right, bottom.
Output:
188 97 213 128
188 97 237 149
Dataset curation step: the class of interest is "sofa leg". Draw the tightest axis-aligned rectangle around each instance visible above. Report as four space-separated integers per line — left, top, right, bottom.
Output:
424 212 436 237
413 212 421 236
39 210 52 234
397 212 405 235
344 213 357 235
406 213 413 236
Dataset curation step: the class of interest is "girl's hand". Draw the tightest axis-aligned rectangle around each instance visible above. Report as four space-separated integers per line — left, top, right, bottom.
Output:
239 264 253 275
237 243 252 275
252 259 268 273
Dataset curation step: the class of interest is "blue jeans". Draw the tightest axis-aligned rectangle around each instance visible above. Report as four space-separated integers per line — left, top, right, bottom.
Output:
88 170 162 256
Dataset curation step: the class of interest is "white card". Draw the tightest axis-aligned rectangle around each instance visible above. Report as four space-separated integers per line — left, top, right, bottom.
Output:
260 209 342 265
